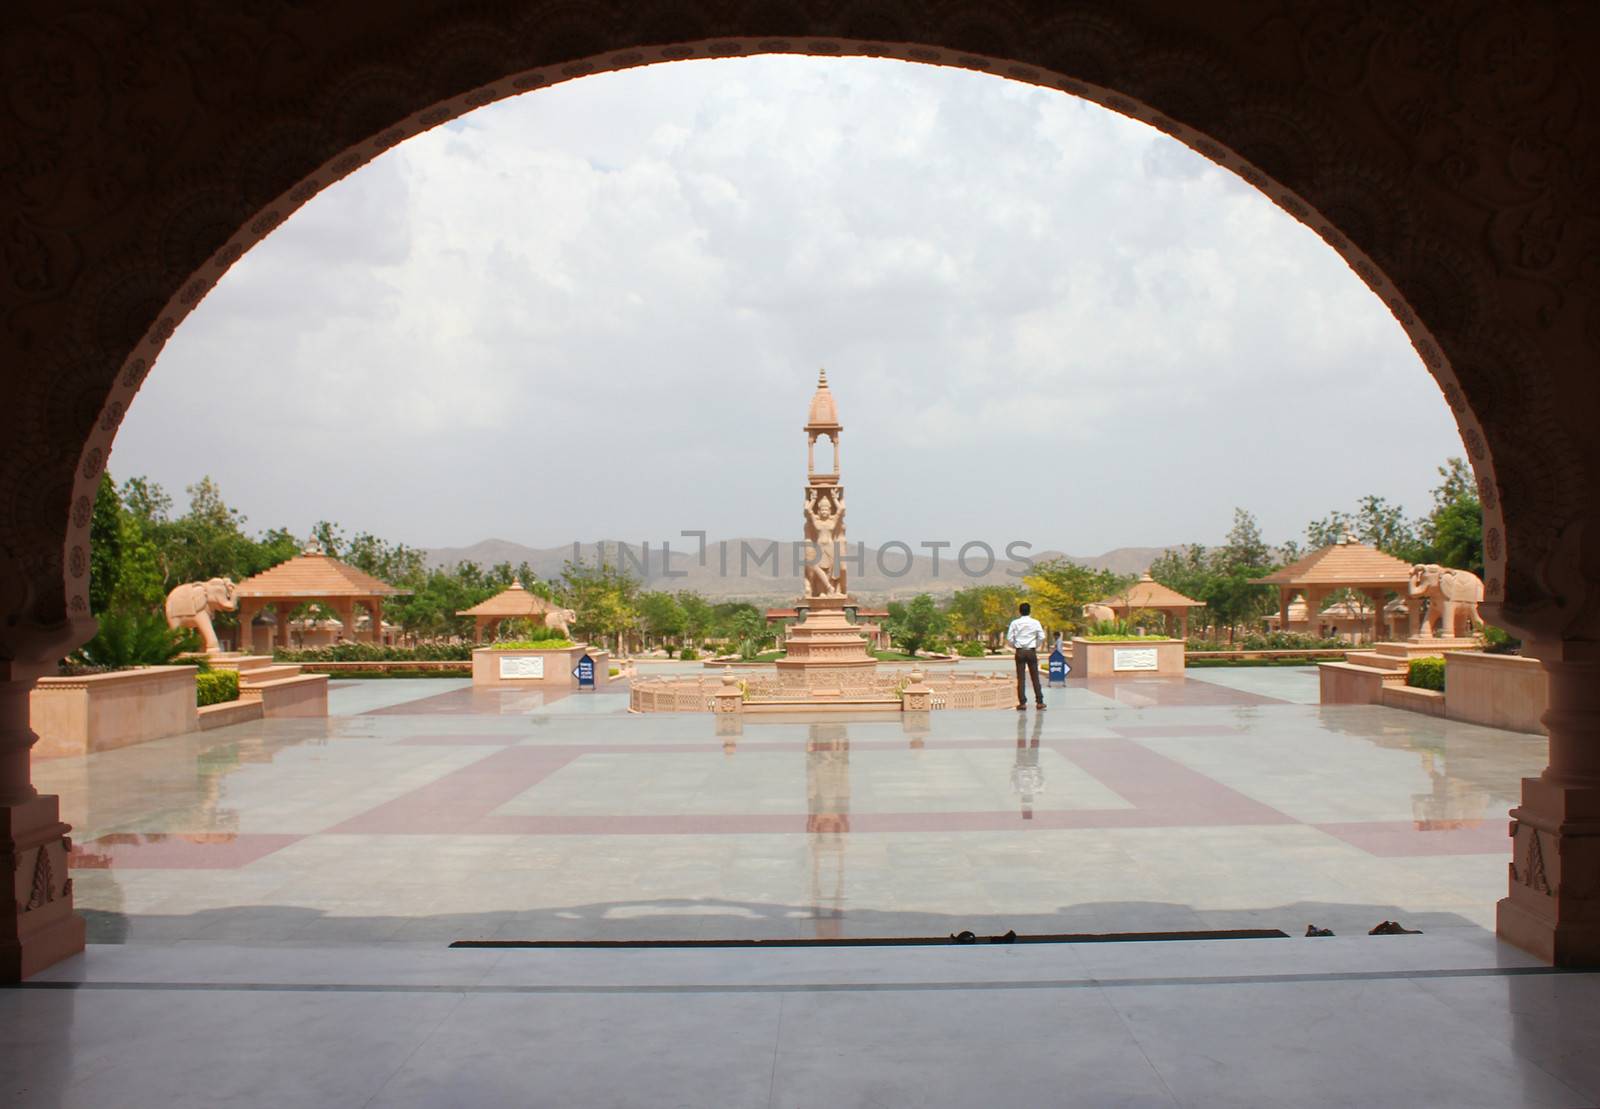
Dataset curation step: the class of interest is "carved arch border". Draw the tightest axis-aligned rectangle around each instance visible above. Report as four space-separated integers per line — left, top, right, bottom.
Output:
59 28 1543 636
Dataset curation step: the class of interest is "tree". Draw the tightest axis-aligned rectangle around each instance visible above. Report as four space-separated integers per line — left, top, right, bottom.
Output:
947 585 1023 648
1023 558 1129 635
637 591 685 649
557 558 640 651
1418 457 1483 575
88 473 122 616
677 592 713 646
891 593 945 657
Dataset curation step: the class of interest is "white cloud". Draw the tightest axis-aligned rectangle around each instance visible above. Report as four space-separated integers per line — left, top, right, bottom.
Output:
113 56 1463 554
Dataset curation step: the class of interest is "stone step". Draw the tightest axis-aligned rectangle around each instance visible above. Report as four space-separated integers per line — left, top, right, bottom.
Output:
204 653 279 673
237 664 304 685
1343 651 1409 672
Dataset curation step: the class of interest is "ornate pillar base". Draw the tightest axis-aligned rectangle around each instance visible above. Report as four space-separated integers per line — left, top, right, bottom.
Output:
1498 778 1600 966
1496 644 1600 967
1 792 84 980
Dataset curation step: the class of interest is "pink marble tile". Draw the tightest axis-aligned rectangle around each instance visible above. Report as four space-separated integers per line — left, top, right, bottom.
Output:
1313 821 1510 857
70 833 303 869
364 686 573 716
1058 738 1296 826
328 746 579 833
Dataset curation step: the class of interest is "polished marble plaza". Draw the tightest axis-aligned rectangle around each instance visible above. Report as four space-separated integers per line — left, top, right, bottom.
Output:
15 666 1600 1108
34 666 1547 946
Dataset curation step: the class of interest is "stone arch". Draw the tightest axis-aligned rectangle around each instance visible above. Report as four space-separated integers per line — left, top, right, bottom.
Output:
5 1 1600 973
5 3 1591 651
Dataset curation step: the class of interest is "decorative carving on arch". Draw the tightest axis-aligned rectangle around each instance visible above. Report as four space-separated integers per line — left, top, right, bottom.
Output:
1 0 1595 653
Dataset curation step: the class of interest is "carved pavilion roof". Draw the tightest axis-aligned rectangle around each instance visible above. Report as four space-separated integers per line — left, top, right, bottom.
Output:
236 550 405 598
1252 538 1414 589
806 369 840 430
458 580 556 618
1098 573 1206 610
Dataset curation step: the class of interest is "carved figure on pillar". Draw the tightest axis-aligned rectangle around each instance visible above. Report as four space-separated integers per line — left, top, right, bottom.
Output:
804 487 847 598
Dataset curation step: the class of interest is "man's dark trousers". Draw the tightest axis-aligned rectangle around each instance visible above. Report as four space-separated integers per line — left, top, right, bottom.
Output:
1015 647 1043 706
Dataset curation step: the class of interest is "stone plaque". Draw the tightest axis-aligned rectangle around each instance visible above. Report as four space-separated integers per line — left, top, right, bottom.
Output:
499 655 545 680
1112 647 1159 672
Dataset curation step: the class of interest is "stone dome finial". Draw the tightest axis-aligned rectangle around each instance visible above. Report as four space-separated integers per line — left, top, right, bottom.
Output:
806 368 839 429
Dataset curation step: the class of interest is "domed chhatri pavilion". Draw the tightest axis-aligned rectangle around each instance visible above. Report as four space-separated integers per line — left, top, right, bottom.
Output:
631 372 1012 713
1252 536 1415 645
457 579 556 642
1093 573 1206 639
234 544 406 653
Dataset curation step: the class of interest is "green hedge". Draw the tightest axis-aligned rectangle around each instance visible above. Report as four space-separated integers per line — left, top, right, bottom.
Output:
275 643 473 662
956 642 988 657
1407 656 1446 691
196 669 239 706
678 646 699 661
491 639 575 651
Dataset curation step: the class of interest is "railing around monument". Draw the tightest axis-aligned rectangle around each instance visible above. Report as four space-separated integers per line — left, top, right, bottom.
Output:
628 668 1014 712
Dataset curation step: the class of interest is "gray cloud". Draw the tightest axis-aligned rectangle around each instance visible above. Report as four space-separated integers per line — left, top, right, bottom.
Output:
113 56 1464 554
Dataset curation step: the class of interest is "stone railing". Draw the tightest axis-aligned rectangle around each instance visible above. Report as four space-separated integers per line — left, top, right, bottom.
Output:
629 668 1013 713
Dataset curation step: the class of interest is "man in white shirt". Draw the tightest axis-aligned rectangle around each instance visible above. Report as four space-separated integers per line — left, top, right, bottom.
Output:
1005 602 1047 711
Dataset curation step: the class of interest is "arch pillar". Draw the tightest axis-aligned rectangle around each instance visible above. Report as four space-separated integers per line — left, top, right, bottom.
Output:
0 620 93 978
1498 637 1600 965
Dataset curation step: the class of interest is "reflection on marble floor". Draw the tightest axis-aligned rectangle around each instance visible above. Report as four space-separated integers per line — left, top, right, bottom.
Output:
30 669 1549 945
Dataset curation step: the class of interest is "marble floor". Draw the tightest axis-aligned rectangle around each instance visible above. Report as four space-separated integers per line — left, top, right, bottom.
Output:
32 668 1547 945
10 667 1598 1106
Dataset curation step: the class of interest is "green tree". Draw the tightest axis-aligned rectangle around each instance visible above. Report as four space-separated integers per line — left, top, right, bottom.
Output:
88 473 122 615
637 591 686 650
558 559 640 651
677 592 713 646
1418 457 1483 575
1023 558 1130 635
890 593 946 657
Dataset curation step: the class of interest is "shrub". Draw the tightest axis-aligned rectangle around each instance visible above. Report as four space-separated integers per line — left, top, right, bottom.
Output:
195 669 239 706
1407 656 1446 691
74 609 199 669
491 639 576 651
678 646 698 661
957 642 987 658
1484 624 1522 655
497 619 568 642
276 643 473 663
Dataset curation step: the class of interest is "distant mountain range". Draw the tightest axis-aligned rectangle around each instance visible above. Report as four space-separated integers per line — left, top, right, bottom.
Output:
422 537 1172 603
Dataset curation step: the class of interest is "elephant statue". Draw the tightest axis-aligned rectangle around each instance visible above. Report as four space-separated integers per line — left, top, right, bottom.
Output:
164 577 238 653
543 607 578 639
1082 603 1117 626
1407 564 1485 639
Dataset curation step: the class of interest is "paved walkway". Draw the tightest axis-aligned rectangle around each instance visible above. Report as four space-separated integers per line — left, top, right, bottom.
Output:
6 933 1598 1107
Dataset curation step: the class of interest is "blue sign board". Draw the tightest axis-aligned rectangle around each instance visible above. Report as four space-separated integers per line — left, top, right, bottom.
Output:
1047 648 1069 685
573 654 596 688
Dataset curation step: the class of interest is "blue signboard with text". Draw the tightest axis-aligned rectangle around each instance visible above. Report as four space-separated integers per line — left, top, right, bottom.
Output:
1047 648 1069 685
573 654 596 688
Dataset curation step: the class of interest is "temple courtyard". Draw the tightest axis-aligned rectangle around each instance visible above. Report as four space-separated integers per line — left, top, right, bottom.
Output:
10 667 1600 1107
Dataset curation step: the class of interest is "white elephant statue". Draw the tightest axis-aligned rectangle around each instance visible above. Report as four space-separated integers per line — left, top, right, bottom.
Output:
164 577 238 653
1082 603 1117 626
543 607 577 639
1407 564 1485 639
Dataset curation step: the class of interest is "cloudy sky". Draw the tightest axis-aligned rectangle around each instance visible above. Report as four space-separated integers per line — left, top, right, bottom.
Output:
113 56 1465 555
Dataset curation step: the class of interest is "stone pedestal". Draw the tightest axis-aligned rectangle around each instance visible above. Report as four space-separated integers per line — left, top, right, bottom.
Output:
472 644 610 688
1070 637 1185 677
1497 644 1600 966
774 598 877 690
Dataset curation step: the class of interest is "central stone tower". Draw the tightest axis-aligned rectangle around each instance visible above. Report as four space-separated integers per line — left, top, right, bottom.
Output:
776 370 877 682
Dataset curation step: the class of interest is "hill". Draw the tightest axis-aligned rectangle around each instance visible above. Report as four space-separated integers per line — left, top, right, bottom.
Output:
423 537 1172 604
